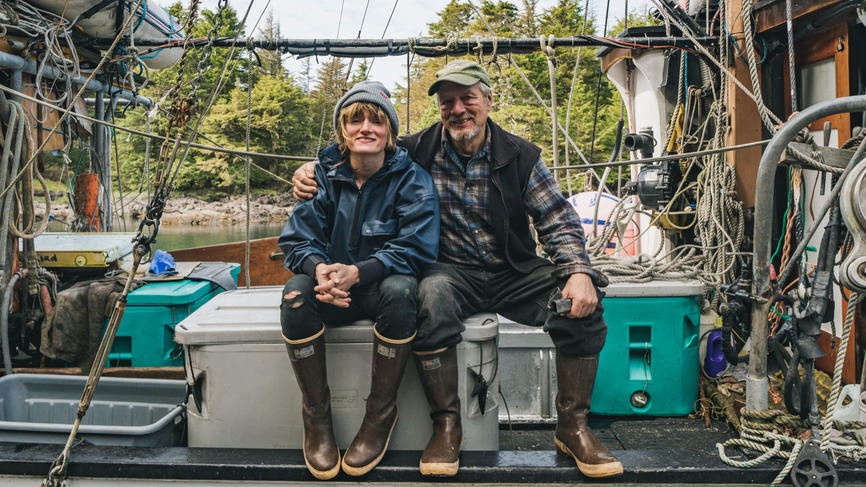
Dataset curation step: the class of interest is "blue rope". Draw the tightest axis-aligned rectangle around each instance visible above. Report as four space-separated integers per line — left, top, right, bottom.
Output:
723 20 766 65
133 0 148 33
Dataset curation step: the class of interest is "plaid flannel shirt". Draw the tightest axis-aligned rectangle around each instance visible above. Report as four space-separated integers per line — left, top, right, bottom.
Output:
430 123 603 284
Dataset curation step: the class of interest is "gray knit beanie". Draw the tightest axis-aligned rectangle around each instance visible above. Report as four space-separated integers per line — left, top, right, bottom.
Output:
333 80 400 136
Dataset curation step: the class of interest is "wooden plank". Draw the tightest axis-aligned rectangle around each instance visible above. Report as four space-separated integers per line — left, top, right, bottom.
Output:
756 0 842 33
784 142 855 169
727 0 764 208
21 75 65 153
11 367 185 380
169 236 292 287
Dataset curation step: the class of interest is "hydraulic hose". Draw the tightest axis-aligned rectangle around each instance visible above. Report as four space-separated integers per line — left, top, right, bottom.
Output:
1 272 20 375
0 93 19 253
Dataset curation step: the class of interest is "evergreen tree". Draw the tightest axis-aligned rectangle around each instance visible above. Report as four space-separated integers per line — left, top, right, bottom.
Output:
257 9 285 78
309 57 348 153
349 59 371 86
520 0 539 36
149 2 249 104
428 1 473 37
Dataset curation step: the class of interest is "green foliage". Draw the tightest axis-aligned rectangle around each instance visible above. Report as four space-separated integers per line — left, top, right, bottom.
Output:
114 3 312 194
608 9 661 37
394 0 628 191
148 2 250 105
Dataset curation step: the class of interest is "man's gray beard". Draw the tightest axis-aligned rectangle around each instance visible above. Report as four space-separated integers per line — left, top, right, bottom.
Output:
447 122 482 142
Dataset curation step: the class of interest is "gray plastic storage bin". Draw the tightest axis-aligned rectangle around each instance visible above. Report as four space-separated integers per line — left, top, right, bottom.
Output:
175 286 500 451
0 374 186 446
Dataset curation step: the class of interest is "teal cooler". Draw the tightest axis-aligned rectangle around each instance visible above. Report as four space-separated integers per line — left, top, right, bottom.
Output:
107 263 240 367
591 280 703 415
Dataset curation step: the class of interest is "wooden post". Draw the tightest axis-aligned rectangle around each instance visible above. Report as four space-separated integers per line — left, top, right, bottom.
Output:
726 0 764 209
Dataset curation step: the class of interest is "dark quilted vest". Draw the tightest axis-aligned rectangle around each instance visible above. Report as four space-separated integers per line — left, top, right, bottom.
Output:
398 120 549 274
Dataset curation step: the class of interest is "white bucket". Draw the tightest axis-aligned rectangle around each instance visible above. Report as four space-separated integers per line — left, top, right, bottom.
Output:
27 0 184 69
832 384 866 422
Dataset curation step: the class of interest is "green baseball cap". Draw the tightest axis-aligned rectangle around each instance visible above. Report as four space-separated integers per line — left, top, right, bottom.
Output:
427 60 492 96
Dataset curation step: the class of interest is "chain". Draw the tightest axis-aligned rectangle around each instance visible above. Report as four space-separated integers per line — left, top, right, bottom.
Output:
144 0 230 250
163 0 201 133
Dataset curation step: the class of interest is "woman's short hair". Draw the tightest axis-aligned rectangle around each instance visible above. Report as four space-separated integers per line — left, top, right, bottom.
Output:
335 102 397 154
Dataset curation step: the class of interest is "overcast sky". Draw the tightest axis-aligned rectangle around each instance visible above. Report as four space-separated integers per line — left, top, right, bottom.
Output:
193 0 647 91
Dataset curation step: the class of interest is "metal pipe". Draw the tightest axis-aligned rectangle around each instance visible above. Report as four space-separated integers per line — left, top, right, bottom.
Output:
93 90 107 231
104 93 121 232
0 52 152 107
749 95 866 411
98 35 719 56
9 69 22 103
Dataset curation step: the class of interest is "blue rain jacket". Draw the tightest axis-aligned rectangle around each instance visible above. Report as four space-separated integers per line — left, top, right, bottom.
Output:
278 143 440 278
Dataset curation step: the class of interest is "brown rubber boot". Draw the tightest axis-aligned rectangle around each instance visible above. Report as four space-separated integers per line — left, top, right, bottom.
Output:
415 346 462 477
554 353 623 478
342 328 414 476
284 328 340 480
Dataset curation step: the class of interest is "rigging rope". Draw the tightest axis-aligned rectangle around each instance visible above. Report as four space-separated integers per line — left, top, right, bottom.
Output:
466 0 605 190
363 0 401 78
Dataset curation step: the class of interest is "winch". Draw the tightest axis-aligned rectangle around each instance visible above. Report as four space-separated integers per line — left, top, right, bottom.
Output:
839 157 866 292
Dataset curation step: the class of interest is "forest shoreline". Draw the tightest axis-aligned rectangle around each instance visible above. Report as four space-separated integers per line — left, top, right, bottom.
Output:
37 192 297 226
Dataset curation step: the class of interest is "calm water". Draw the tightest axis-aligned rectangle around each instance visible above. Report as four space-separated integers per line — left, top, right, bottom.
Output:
48 219 287 252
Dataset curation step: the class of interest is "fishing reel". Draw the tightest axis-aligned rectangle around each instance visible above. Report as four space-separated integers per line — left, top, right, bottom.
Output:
839 156 866 293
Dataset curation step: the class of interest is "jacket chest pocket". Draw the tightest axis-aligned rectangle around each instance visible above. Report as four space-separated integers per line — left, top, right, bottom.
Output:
361 219 397 251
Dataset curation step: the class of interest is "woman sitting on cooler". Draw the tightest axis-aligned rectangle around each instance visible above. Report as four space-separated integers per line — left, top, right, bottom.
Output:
277 81 439 479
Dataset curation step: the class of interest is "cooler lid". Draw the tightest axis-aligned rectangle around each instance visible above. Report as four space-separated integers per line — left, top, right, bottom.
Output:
174 287 283 345
129 263 240 306
128 279 215 306
174 287 499 345
604 279 704 297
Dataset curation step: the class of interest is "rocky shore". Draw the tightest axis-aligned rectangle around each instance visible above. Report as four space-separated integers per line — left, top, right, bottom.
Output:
39 192 297 226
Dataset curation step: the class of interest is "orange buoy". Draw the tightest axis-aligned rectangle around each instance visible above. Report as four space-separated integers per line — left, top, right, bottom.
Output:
73 173 100 231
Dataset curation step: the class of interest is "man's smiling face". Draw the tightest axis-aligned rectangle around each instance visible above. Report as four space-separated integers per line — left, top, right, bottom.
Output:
437 81 492 154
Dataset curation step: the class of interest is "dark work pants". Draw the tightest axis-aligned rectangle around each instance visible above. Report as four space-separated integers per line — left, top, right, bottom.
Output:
414 262 607 357
280 274 418 341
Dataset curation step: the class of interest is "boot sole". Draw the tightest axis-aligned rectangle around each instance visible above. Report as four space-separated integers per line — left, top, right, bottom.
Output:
304 444 341 480
554 436 623 478
341 411 399 476
419 438 463 477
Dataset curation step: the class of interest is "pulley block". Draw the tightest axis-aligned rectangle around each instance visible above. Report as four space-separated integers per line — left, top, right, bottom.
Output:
790 440 838 487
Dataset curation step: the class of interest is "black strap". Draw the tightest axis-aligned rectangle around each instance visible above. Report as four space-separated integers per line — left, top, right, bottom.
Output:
78 0 118 23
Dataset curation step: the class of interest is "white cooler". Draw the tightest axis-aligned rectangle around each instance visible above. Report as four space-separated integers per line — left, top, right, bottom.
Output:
174 286 499 451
